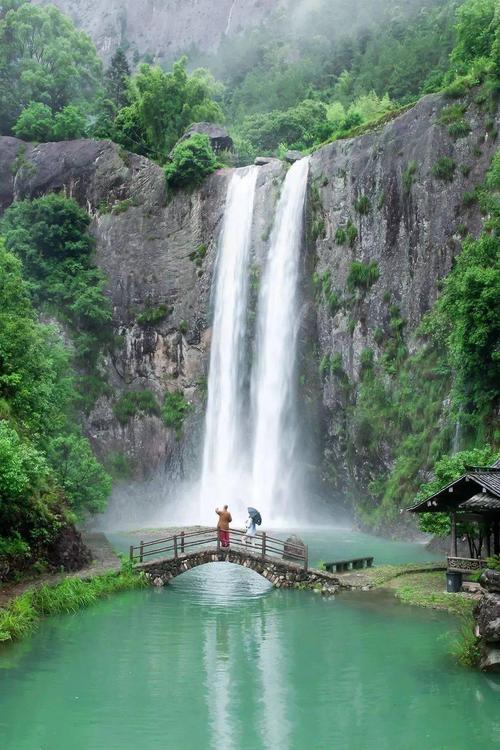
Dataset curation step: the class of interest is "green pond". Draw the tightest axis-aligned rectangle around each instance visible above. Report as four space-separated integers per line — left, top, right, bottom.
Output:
1 531 499 750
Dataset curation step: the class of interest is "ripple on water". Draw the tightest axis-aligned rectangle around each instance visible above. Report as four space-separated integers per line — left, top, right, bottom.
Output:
169 561 273 607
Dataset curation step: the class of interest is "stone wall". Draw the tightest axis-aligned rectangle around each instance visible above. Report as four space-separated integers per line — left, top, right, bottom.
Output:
476 570 500 673
137 549 340 595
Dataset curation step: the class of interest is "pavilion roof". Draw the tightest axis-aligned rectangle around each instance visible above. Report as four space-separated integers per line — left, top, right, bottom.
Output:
407 462 500 514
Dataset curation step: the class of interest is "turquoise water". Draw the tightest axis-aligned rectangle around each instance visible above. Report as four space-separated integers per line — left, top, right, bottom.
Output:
1 534 499 750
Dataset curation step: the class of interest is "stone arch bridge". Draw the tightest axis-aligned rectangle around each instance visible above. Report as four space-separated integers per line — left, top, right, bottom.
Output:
132 529 341 594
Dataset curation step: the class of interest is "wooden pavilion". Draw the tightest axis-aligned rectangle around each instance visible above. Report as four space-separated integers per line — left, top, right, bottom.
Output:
407 460 500 573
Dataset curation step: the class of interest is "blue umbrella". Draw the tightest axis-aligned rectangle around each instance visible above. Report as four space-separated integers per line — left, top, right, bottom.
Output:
248 507 262 526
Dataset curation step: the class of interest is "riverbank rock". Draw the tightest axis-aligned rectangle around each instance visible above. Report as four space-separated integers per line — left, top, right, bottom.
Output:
283 535 306 560
47 524 93 572
475 569 500 673
480 569 500 593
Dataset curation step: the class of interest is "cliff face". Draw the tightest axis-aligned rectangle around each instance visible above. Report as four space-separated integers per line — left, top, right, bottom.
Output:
0 90 497 520
307 93 499 505
33 0 283 63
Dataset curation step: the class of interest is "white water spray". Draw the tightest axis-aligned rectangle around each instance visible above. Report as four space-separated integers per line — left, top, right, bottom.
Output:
199 167 259 522
251 157 310 524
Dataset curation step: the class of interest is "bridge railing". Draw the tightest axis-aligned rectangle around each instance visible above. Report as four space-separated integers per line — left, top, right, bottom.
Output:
129 528 308 570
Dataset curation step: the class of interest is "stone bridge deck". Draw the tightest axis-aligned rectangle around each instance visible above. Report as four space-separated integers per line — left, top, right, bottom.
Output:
136 548 341 594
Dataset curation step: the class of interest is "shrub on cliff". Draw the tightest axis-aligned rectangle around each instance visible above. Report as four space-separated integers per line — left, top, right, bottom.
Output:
164 134 219 189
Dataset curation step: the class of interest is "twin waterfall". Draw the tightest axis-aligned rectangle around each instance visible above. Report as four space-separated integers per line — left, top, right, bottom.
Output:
200 158 309 526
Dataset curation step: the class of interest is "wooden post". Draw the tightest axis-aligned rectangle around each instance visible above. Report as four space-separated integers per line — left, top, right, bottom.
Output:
450 512 457 557
129 545 134 562
486 523 491 557
139 540 144 563
303 545 308 571
494 520 500 555
174 535 178 559
180 531 185 554
262 532 267 559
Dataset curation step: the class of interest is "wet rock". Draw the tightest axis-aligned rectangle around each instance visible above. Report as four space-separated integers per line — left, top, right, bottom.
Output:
255 156 280 166
476 593 500 641
284 150 303 163
283 535 306 560
480 569 500 593
479 645 500 673
175 122 233 155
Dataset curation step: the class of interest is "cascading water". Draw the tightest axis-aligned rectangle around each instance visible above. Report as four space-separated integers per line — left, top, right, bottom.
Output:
250 157 310 524
199 166 259 522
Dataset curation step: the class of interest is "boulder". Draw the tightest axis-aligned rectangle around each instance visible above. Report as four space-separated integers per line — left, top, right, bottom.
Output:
476 593 500 641
480 569 500 593
283 535 306 561
284 150 303 164
176 122 233 154
255 156 281 166
479 644 500 673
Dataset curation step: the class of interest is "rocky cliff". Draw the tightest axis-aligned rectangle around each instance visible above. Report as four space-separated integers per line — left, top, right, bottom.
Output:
33 0 284 63
307 92 499 513
0 89 497 523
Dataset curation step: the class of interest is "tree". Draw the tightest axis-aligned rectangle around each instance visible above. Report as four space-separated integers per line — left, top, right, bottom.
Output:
53 105 86 141
452 0 498 67
13 102 54 141
0 4 102 134
104 48 130 110
114 58 223 164
165 134 219 189
46 435 111 516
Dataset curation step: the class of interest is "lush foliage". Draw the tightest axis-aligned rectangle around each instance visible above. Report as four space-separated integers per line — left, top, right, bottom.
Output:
0 564 147 643
165 134 219 189
162 391 191 438
0 3 101 135
112 58 223 164
0 237 111 572
113 391 160 425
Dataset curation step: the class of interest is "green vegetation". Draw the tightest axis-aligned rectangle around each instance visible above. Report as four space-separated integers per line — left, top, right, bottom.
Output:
137 304 172 326
432 156 457 181
165 134 219 189
0 565 147 643
189 243 207 268
354 195 371 215
349 149 499 531
1 194 113 412
0 237 111 577
450 615 481 667
0 3 101 136
162 391 191 438
403 160 418 194
393 572 475 616
347 261 380 292
113 390 160 425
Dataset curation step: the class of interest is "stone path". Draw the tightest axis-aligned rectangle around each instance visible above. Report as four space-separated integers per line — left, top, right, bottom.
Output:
0 532 121 610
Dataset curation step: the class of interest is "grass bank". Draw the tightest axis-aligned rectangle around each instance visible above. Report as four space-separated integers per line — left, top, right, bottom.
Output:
0 564 147 643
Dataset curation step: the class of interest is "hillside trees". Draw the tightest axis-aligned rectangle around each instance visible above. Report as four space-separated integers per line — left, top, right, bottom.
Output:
113 58 223 164
0 3 102 135
0 239 111 571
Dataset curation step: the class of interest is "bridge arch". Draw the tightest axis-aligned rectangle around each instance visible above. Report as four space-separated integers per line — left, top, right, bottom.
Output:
136 548 339 593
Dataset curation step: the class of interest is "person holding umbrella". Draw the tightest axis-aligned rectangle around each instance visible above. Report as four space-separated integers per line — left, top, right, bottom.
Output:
243 507 262 547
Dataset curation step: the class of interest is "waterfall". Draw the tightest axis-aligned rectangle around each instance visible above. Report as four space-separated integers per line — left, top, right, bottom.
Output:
251 157 310 524
199 166 259 521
